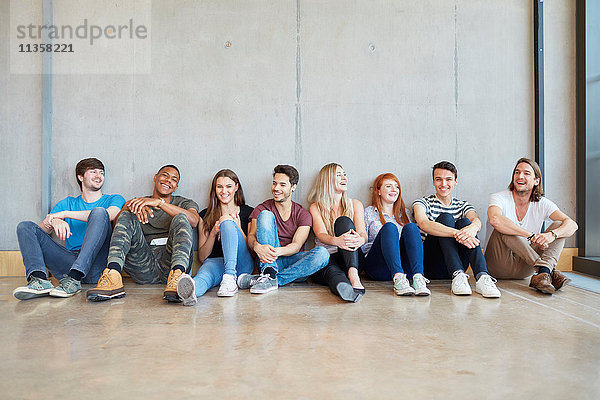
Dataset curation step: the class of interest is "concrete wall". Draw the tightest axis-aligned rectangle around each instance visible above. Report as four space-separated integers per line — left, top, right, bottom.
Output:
0 1 43 249
0 0 577 250
544 0 577 247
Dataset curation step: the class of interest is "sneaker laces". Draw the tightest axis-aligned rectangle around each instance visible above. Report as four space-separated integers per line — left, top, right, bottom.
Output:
394 274 409 287
479 275 498 289
220 275 235 288
29 277 44 289
59 276 77 291
167 270 183 287
256 274 273 284
454 272 470 281
97 271 112 287
413 274 430 287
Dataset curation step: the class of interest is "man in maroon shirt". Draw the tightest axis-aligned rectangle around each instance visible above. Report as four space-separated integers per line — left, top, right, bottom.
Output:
239 165 329 294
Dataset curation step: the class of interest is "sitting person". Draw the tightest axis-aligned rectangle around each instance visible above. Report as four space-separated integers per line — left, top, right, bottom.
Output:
362 173 430 296
177 169 254 305
308 163 367 302
238 164 329 294
413 161 500 298
13 158 125 300
86 165 199 302
485 157 577 294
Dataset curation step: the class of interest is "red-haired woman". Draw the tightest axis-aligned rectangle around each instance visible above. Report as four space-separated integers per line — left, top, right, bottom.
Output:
362 173 430 296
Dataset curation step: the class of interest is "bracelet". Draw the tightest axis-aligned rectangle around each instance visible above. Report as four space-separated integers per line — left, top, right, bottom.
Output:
550 230 558 240
158 198 165 208
526 233 535 241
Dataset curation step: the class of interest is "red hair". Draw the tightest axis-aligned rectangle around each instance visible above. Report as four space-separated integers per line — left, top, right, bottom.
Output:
371 173 409 226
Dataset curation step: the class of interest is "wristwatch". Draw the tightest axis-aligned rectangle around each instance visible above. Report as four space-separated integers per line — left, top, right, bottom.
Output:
158 198 165 208
550 230 558 240
527 233 535 241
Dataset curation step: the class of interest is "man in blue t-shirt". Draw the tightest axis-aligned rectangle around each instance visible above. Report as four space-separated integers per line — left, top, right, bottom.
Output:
13 158 125 300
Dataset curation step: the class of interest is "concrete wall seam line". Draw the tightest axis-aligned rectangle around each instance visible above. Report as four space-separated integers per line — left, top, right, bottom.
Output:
41 0 53 215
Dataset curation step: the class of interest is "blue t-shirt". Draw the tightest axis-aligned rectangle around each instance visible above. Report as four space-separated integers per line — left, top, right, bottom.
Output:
51 194 126 251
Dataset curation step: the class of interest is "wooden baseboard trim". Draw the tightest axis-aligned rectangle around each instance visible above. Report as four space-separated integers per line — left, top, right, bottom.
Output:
557 247 577 272
0 251 202 277
0 248 577 277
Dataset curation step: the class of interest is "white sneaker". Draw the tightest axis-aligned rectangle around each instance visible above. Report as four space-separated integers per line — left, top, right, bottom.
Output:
451 272 472 295
176 273 197 306
217 274 238 297
393 273 415 296
475 275 501 298
412 273 431 296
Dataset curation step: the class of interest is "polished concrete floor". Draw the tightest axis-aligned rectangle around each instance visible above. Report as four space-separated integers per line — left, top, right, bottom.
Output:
1 275 600 400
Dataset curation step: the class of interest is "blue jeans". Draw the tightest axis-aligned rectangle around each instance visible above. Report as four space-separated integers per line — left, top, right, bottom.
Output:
423 213 489 279
192 219 254 296
364 222 424 280
256 210 329 286
16 207 112 283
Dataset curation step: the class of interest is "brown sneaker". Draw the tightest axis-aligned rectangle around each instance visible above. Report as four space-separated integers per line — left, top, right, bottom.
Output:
529 272 555 294
551 269 571 291
163 269 183 302
86 268 126 302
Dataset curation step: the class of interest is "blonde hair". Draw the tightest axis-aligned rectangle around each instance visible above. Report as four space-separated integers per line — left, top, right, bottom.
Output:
308 163 354 235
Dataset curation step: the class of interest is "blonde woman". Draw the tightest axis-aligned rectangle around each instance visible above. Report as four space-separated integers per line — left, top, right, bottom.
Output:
308 163 367 302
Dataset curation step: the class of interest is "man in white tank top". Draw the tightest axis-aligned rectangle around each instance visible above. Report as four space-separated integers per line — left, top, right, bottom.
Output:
485 158 578 294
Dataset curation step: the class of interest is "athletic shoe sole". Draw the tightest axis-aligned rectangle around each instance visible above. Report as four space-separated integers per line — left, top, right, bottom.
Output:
86 291 126 302
217 288 238 297
414 289 431 296
163 292 182 303
475 288 501 298
250 285 278 294
394 287 415 296
49 288 81 298
13 289 52 301
177 275 197 306
452 289 472 296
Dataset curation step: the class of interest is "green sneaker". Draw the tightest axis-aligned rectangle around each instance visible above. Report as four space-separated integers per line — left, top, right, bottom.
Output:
49 276 82 298
13 277 54 300
393 273 415 296
237 273 261 290
250 275 278 294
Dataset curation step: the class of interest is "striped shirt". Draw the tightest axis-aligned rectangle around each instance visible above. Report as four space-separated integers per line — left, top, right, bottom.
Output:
412 194 475 240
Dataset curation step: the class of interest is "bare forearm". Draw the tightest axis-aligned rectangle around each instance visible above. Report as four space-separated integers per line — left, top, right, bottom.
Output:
60 210 92 222
314 232 339 247
278 242 302 257
160 203 199 228
490 215 531 237
198 234 217 262
418 219 457 238
248 234 259 252
551 219 578 238
469 217 482 232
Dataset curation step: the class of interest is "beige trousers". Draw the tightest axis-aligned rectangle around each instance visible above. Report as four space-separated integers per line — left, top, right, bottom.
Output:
485 222 565 279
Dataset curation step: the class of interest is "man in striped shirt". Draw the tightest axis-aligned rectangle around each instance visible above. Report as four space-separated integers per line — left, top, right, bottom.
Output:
413 161 500 298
